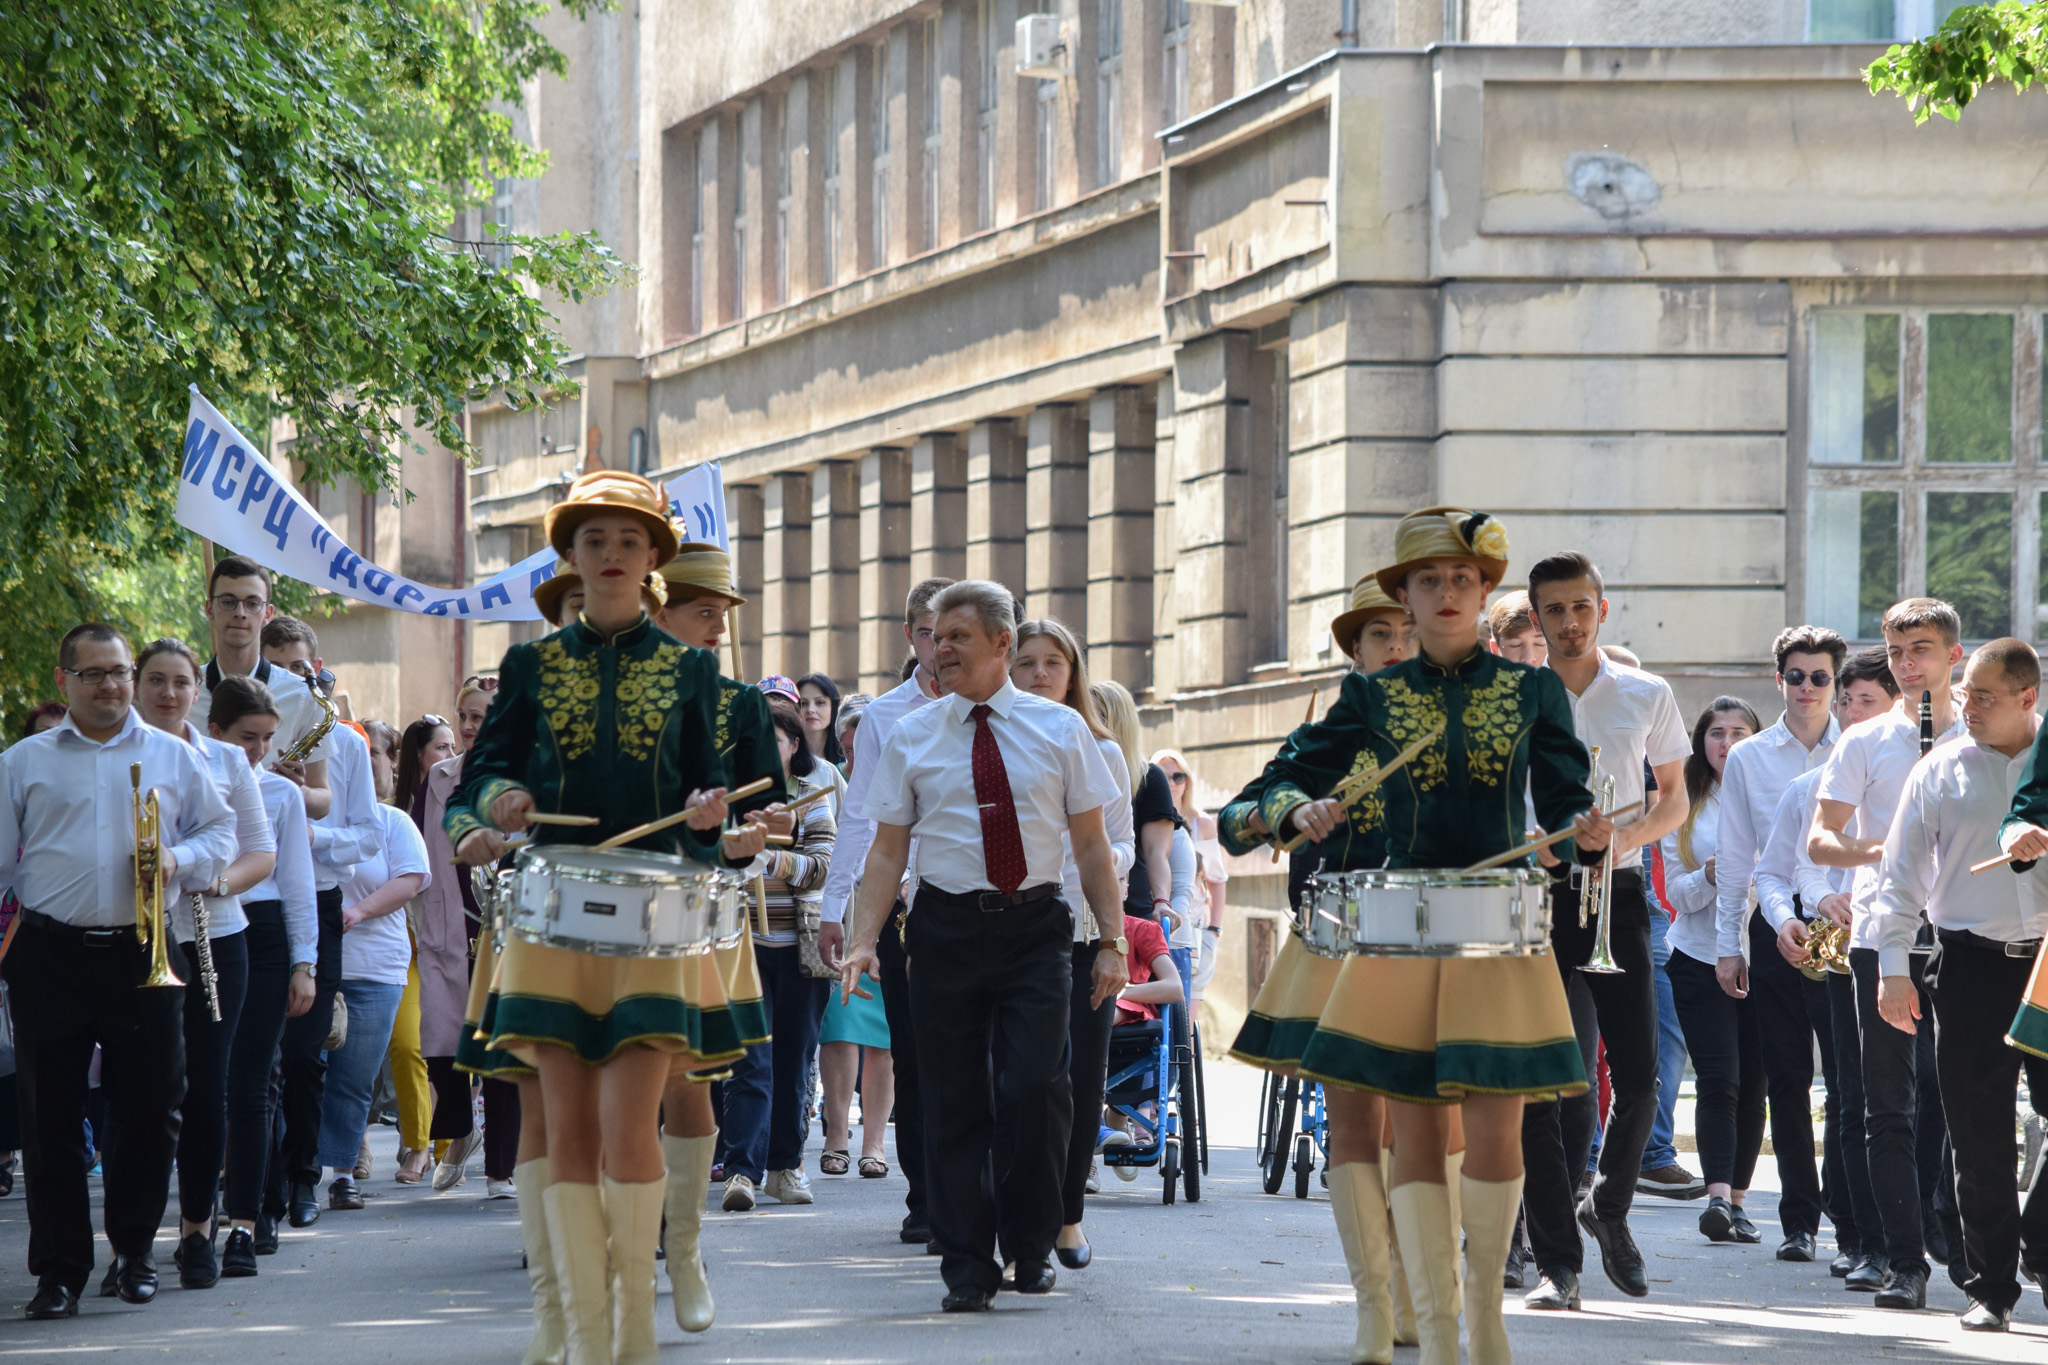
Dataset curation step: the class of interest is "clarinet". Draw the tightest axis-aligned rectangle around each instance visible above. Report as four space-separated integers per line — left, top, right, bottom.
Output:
1912 689 1935 957
189 893 221 1022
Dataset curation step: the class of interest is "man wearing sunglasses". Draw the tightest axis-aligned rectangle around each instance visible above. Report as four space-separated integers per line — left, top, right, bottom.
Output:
191 556 333 821
1711 625 1849 1267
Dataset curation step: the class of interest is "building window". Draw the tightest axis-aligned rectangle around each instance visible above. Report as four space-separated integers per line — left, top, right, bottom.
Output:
774 91 792 306
822 65 841 288
1097 0 1123 185
731 116 747 320
1035 80 1056 211
872 40 892 266
1163 0 1191 127
976 0 998 230
1808 0 1972 41
922 15 941 252
1806 309 2045 641
689 128 709 333
487 177 516 268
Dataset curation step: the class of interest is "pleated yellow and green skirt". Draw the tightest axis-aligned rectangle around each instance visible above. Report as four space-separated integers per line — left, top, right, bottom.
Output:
2007 945 2048 1059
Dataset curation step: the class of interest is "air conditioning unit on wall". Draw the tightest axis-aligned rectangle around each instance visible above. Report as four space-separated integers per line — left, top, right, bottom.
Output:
1015 13 1065 78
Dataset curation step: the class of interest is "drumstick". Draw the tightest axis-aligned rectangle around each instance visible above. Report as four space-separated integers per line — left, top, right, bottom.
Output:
1273 723 1447 859
764 833 794 846
447 833 531 867
521 812 600 827
591 776 777 852
779 785 834 818
1303 686 1319 725
1969 851 2041 876
1460 802 1646 873
752 875 770 937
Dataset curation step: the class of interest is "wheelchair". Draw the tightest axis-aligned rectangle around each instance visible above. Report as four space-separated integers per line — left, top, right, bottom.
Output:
1256 1071 1328 1199
1099 994 1203 1204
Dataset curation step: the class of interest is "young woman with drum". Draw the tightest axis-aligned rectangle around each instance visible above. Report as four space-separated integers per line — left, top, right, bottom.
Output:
450 471 772 1365
1252 508 1614 1365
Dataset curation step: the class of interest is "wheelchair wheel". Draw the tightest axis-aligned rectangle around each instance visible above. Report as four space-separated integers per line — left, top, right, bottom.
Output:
1192 1026 1209 1176
1262 1078 1297 1195
1162 1138 1180 1205
1293 1132 1314 1200
1180 1057 1202 1203
1257 1071 1280 1169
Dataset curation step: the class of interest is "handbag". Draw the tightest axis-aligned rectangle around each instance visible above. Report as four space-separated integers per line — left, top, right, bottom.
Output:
796 900 835 979
324 991 349 1050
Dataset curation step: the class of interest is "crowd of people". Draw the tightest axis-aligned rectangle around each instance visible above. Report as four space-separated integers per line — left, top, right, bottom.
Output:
0 472 2042 1365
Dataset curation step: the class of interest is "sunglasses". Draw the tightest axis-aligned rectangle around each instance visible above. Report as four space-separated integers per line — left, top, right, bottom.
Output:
417 713 448 728
1167 772 1188 785
461 676 500 692
1781 669 1833 689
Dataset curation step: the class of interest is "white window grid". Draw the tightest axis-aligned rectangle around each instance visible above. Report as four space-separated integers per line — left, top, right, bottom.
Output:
922 15 942 252
872 40 892 266
1163 0 1190 127
1097 0 1123 186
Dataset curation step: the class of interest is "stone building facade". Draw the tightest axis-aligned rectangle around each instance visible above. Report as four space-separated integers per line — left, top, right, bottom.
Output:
354 0 2048 1037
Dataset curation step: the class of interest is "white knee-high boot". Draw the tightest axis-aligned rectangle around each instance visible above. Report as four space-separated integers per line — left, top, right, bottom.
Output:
1446 1149 1465 1319
660 1133 716 1332
1461 1172 1524 1365
605 1176 665 1365
515 1159 567 1365
1388 1181 1462 1365
1385 1161 1419 1346
544 1182 613 1365
1327 1163 1395 1365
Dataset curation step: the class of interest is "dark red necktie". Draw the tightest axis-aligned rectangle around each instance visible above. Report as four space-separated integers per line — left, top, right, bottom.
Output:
969 703 1028 894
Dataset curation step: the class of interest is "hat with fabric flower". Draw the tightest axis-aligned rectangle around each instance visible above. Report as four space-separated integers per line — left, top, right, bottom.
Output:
1328 573 1409 660
544 470 679 565
659 540 748 607
1374 506 1510 598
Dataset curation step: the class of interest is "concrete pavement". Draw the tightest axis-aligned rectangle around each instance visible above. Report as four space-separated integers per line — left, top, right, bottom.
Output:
0 1056 2043 1363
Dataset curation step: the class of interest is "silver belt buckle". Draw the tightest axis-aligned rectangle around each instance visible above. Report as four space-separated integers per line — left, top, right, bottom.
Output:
2007 939 2041 958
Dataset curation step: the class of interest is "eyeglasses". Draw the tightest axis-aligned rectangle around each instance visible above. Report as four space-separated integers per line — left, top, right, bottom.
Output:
211 594 270 617
1781 669 1833 689
60 665 134 686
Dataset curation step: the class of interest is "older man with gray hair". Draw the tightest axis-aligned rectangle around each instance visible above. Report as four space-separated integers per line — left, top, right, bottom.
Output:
839 579 1128 1313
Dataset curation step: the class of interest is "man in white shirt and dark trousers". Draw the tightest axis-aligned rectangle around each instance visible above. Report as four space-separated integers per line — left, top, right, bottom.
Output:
1520 553 1691 1310
0 625 237 1319
1811 597 1967 1311
1711 626 1844 1263
1889 639 2048 1331
818 575 952 1247
839 581 1127 1312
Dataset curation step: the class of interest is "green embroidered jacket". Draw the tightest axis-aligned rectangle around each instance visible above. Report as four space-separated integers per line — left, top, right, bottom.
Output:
1258 648 1595 871
1219 722 1386 871
712 675 789 819
448 614 736 861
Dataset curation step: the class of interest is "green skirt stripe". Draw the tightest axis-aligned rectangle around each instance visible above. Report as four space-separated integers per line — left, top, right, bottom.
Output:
454 993 535 1080
1229 1011 1322 1074
2007 1001 2048 1060
490 990 770 1069
1298 1027 1587 1105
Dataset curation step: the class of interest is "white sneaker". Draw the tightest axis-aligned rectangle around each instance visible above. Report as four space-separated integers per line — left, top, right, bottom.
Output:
1114 1160 1138 1183
1085 1160 1100 1195
721 1174 756 1212
485 1177 516 1200
764 1168 814 1205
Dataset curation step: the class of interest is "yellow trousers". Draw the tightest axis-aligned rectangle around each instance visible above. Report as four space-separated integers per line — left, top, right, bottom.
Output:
388 958 433 1152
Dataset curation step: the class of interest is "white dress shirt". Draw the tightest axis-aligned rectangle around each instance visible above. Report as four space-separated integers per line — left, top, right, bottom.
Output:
310 724 380 892
860 679 1122 896
1063 736 1136 942
1713 713 1839 957
1816 704 1967 950
1658 790 1735 965
0 709 236 926
1753 767 1849 935
245 771 320 965
821 670 941 924
1875 727 2045 976
1558 653 1690 872
170 722 275 943
193 657 335 768
341 803 431 986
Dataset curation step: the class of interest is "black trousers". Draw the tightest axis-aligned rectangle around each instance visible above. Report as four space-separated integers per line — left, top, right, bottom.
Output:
876 903 925 1225
908 888 1073 1294
176 931 249 1227
1747 911 1848 1243
1666 948 1766 1190
425 1055 474 1140
1060 946 1118 1228
1523 873 1658 1275
1925 931 2048 1311
225 901 292 1222
268 885 342 1212
1826 968 1881 1256
4 920 187 1294
482 1078 520 1180
1850 946 1934 1274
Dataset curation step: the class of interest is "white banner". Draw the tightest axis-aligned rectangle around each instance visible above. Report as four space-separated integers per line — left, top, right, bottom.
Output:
176 387 556 621
666 462 728 551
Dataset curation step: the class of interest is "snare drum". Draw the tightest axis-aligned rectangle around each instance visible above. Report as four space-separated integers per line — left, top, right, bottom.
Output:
1292 878 1358 959
1306 868 1551 958
507 845 740 958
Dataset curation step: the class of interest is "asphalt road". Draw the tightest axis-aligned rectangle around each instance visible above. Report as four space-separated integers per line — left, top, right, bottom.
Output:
0 1057 2043 1363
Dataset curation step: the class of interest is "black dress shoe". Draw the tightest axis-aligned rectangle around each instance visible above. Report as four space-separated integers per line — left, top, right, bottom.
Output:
900 1218 933 1244
941 1285 994 1312
1845 1253 1886 1291
328 1177 364 1211
1504 1244 1527 1290
1875 1265 1928 1310
175 1232 220 1289
1577 1201 1649 1298
1525 1268 1581 1311
1830 1251 1856 1277
252 1213 280 1255
24 1282 78 1319
926 1238 944 1256
99 1259 121 1298
1728 1207 1763 1244
1055 1242 1092 1270
287 1181 320 1228
109 1254 158 1305
1699 1196 1736 1243
1777 1232 1817 1263
1006 1261 1056 1294
221 1229 258 1278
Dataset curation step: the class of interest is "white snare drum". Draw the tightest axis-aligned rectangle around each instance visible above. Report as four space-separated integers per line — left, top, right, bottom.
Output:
1307 868 1551 958
709 869 750 950
507 845 739 958
1293 879 1357 959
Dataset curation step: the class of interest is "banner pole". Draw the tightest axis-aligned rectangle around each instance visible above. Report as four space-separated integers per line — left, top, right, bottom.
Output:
729 604 743 681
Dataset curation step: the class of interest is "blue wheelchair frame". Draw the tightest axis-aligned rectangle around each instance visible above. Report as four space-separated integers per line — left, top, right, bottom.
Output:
1099 992 1201 1204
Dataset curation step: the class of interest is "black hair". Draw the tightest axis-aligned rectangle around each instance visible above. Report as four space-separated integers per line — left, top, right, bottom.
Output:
769 705 815 780
135 637 201 682
58 622 128 671
795 673 845 765
208 554 272 597
1684 696 1762 810
1526 550 1604 605
207 675 280 734
1838 645 1901 699
395 716 452 813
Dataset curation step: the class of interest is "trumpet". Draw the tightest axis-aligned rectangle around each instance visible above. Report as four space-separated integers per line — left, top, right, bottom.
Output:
131 764 186 991
1798 916 1853 982
1577 747 1624 975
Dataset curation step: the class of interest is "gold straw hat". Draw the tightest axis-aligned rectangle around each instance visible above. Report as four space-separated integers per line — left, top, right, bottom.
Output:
532 561 582 625
1328 574 1409 659
1374 506 1510 598
544 470 679 565
659 540 747 607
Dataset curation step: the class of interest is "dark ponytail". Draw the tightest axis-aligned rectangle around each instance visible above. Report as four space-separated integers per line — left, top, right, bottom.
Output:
208 676 279 734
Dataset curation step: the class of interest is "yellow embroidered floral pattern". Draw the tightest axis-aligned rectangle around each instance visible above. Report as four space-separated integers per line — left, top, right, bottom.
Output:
1344 749 1385 832
714 681 738 756
534 640 600 761
616 644 685 762
1377 677 1448 791
1461 668 1526 788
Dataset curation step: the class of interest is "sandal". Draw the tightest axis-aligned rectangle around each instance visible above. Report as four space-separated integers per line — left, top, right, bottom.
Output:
858 1156 889 1179
819 1150 851 1176
394 1148 432 1185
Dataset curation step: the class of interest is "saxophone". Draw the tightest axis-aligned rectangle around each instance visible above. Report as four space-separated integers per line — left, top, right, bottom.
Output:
276 667 338 766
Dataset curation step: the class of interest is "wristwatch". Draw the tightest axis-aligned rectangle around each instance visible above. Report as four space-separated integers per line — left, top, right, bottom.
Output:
213 875 232 899
1091 935 1129 956
290 962 316 978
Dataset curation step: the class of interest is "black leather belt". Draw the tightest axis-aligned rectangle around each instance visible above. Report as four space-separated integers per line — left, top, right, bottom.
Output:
1936 926 2041 959
918 883 1060 913
19 908 140 949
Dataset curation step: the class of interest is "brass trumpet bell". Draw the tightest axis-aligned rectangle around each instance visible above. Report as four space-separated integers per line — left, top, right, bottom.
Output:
1798 917 1852 982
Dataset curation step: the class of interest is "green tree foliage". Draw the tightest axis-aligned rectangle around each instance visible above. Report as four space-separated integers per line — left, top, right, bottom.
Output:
0 0 626 726
1867 1 2048 120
